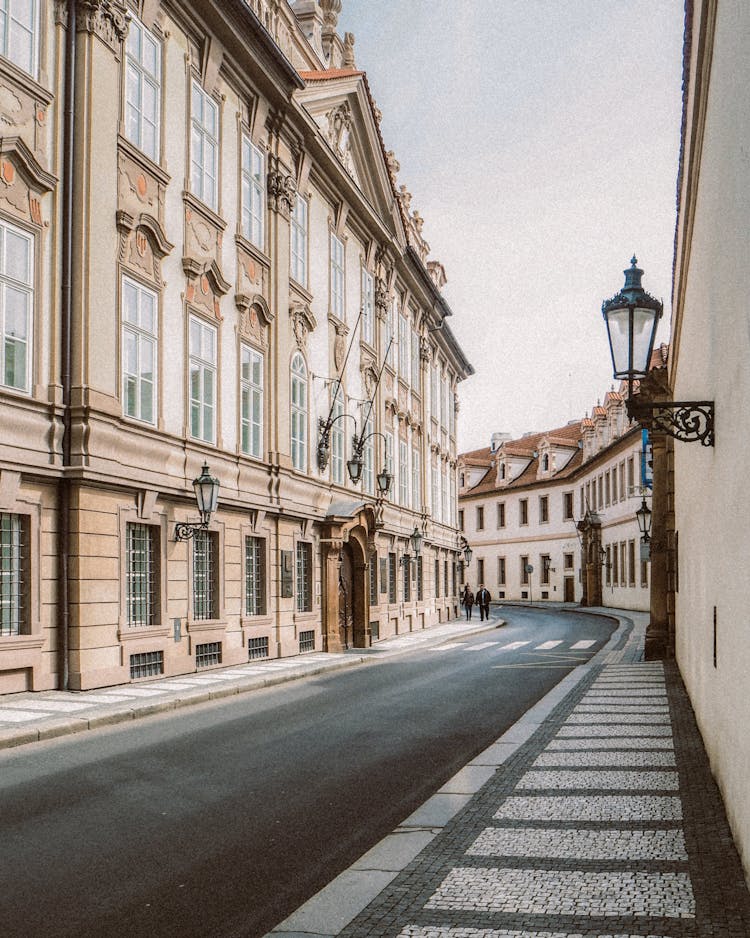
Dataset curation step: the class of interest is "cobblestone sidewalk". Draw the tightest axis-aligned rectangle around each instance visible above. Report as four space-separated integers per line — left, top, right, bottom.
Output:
270 612 750 938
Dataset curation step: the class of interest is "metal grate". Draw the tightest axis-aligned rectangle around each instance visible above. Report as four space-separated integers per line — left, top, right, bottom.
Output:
196 641 222 668
126 523 157 627
0 513 27 636
193 530 217 620
370 620 379 642
245 535 265 615
402 558 410 601
417 557 424 601
130 650 164 679
369 557 377 606
248 636 269 660
299 629 315 653
388 553 396 603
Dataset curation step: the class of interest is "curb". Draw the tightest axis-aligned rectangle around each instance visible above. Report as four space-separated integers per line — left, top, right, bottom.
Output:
266 609 637 937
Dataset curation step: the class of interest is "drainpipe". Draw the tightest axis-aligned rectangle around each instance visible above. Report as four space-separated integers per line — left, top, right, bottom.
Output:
58 0 76 689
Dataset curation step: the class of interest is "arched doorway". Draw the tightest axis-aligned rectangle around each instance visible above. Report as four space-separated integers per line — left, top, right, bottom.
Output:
338 543 354 649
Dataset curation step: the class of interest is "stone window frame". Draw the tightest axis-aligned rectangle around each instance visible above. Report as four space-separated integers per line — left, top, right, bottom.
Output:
0 214 34 395
329 230 345 321
290 349 308 472
120 272 159 426
1 0 40 79
123 11 162 165
240 132 265 251
290 193 308 288
0 493 42 646
187 312 219 445
239 341 264 460
189 77 221 213
117 498 169 641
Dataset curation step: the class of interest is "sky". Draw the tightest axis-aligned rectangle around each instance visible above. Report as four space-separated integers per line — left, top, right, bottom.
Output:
338 0 685 453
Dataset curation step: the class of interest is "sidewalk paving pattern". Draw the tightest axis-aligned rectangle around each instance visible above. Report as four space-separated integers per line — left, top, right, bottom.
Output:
270 610 750 938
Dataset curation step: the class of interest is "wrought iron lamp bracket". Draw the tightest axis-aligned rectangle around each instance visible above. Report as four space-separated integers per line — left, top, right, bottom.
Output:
628 399 715 446
174 520 208 541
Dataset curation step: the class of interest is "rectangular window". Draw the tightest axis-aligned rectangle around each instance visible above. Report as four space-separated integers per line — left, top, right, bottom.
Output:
539 496 549 524
369 555 377 606
196 641 222 668
0 512 27 636
411 446 421 510
295 541 312 613
497 502 505 528
621 540 627 586
606 545 612 586
444 559 449 597
362 416 374 495
0 0 38 76
361 269 374 345
192 530 218 620
612 468 618 502
240 344 263 458
564 552 574 570
519 499 528 526
299 629 315 653
244 535 266 616
450 471 456 527
563 492 573 521
399 439 409 507
498 556 506 586
627 457 635 494
122 276 157 424
0 218 33 392
398 311 409 381
331 385 345 485
290 196 308 287
520 555 529 585
628 540 636 586
458 509 464 531
291 353 308 472
605 472 611 506
330 233 345 320
189 316 216 443
476 506 484 530
126 523 158 627
612 543 619 586
619 461 626 500
431 363 439 421
431 463 439 521
130 650 163 679
411 327 420 389
384 431 394 499
190 81 219 210
434 556 440 598
125 16 161 161
248 636 269 660
402 557 410 602
241 136 265 249
417 557 423 601
385 300 395 366
477 557 485 585
388 553 396 603
641 558 649 588
540 554 551 585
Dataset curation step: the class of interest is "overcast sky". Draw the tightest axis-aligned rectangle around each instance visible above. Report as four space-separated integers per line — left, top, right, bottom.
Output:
339 0 684 452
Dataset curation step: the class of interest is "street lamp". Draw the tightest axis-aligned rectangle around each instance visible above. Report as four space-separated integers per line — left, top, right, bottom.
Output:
174 463 219 540
602 257 714 445
635 498 652 541
458 535 472 566
399 527 423 566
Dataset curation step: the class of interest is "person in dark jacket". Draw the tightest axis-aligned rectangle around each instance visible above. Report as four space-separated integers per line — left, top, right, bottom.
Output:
477 584 491 621
462 585 474 620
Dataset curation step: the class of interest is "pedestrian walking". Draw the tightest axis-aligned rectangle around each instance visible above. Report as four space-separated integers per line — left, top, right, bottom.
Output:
477 584 491 621
462 584 474 620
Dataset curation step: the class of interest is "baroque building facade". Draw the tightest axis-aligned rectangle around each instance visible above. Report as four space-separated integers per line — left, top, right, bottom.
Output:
458 384 654 612
0 0 472 692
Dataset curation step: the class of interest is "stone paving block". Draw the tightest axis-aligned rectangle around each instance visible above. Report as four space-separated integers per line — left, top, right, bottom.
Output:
438 765 497 794
515 770 679 790
467 828 688 861
494 795 684 822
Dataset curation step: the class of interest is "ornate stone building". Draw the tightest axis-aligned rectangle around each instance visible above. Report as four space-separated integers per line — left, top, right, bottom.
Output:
0 0 471 692
458 384 653 612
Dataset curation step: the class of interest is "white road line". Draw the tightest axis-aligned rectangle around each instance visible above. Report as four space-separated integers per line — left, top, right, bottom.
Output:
465 642 500 651
500 641 531 650
429 642 468 651
571 640 597 649
535 640 563 650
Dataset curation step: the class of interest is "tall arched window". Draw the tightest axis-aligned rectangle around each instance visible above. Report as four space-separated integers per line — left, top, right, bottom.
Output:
291 352 308 471
331 382 344 484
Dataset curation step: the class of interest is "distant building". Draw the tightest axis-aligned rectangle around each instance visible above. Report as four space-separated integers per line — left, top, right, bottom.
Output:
457 382 658 612
0 0 472 693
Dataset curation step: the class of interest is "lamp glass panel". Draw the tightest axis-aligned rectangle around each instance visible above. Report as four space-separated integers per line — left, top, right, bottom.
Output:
604 306 633 378
631 306 659 375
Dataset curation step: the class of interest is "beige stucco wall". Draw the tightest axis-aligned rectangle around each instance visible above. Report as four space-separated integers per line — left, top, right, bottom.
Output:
671 0 750 882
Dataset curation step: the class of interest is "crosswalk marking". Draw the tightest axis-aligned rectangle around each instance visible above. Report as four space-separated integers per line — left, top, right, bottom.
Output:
465 642 500 651
571 640 597 649
500 641 531 650
535 640 563 650
429 642 469 651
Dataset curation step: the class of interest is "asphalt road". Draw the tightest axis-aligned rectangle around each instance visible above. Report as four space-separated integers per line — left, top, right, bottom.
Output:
0 606 615 938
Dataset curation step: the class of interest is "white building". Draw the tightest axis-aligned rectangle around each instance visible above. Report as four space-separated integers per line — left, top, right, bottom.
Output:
458 386 653 611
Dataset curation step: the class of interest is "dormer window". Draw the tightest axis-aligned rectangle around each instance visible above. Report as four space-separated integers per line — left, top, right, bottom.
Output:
541 453 550 472
499 462 506 480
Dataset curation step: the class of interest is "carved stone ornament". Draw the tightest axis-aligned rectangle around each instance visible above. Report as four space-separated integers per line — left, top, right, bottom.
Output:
290 301 317 352
236 293 273 348
374 277 389 318
327 101 352 159
117 210 174 284
267 171 296 219
77 0 130 53
118 151 166 224
333 320 349 371
0 137 56 227
183 258 232 321
419 335 432 363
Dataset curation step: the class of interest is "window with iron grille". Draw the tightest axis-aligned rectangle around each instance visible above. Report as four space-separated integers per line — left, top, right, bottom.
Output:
519 499 528 525
563 492 574 521
196 641 222 668
539 496 549 524
521 555 529 585
299 629 315 653
192 529 218 620
0 513 28 636
369 557 377 606
417 556 423 600
248 635 269 660
434 557 440 598
388 553 396 603
130 650 163 679
498 556 506 586
295 541 312 612
402 557 410 601
126 523 159 627
477 558 485 585
244 535 266 616
444 560 449 597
